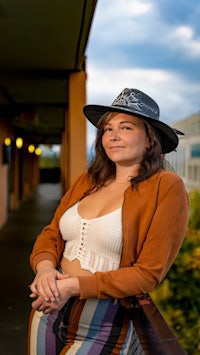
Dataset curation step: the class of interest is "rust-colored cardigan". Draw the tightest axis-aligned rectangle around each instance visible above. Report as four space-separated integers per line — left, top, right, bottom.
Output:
30 170 189 308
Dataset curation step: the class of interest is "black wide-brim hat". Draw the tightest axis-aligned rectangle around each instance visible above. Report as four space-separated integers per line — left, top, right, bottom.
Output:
83 88 184 154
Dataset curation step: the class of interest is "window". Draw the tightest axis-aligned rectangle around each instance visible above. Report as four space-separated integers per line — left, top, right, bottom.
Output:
191 144 200 158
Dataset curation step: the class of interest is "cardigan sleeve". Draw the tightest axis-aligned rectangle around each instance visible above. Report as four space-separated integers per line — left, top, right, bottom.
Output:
30 173 89 272
77 173 189 300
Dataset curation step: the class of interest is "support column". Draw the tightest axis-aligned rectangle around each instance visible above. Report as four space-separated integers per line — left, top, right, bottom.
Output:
61 71 87 190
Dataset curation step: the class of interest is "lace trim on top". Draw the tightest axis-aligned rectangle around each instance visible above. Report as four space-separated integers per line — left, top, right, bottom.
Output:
59 202 122 273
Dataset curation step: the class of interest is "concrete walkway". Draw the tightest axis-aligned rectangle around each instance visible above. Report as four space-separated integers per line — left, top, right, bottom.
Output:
0 183 62 355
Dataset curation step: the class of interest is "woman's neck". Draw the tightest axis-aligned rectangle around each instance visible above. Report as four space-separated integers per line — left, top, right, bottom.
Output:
114 164 140 183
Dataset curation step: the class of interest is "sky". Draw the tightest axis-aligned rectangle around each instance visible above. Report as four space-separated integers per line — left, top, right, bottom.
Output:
85 0 200 148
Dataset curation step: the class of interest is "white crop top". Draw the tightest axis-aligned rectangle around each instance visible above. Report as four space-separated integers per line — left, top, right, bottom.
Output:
59 202 122 273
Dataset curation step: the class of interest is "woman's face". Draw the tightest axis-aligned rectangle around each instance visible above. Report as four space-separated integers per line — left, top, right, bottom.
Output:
102 113 150 167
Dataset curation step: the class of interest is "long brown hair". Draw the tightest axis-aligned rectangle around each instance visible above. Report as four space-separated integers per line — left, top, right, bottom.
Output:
87 112 167 191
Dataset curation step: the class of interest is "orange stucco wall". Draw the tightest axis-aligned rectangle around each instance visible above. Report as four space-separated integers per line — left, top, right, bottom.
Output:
60 71 87 191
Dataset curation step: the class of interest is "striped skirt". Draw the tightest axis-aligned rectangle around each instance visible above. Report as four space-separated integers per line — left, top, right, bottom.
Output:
28 297 144 355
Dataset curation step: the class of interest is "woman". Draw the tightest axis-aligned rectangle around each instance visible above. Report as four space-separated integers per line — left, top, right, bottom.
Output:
28 88 189 355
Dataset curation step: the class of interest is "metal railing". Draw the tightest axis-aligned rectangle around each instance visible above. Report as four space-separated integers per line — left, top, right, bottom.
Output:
131 294 187 354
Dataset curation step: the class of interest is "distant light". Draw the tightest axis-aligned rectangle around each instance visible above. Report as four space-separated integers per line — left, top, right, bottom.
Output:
35 147 42 156
16 137 23 149
28 144 35 153
4 137 11 146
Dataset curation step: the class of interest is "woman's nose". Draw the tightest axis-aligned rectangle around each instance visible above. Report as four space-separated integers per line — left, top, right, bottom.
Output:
110 130 120 141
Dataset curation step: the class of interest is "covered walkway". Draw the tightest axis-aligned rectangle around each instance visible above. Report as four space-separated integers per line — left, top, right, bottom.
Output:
0 183 62 355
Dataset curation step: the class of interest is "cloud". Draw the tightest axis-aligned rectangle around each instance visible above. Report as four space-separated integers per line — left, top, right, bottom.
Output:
167 25 200 58
94 0 153 22
89 0 200 62
86 65 200 122
89 0 157 50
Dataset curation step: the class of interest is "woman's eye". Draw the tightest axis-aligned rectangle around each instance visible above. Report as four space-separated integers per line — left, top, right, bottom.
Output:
104 127 112 132
122 125 131 130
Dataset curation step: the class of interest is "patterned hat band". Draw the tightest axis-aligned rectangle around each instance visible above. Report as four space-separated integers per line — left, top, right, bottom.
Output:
112 88 159 120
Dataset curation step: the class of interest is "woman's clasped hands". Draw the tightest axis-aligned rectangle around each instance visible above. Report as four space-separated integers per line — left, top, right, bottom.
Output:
29 261 79 314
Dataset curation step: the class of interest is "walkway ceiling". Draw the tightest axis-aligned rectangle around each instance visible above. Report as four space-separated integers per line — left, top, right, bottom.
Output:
0 0 97 145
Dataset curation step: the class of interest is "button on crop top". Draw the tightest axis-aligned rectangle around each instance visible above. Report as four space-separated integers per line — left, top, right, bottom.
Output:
59 202 122 273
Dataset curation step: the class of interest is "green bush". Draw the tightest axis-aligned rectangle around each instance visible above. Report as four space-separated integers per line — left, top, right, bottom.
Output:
188 189 200 229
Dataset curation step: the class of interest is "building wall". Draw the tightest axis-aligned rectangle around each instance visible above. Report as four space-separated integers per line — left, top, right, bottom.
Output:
168 113 200 191
0 115 40 228
0 116 14 227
